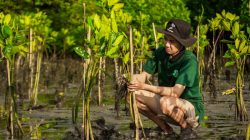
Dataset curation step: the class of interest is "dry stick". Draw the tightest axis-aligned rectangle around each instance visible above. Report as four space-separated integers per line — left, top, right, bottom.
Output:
82 2 86 139
28 28 34 100
129 26 144 140
196 25 204 100
32 50 42 105
152 23 158 49
83 27 92 140
152 23 158 85
139 36 144 72
98 57 102 106
129 25 136 138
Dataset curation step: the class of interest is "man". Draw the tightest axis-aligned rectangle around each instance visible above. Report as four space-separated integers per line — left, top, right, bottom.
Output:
128 19 205 138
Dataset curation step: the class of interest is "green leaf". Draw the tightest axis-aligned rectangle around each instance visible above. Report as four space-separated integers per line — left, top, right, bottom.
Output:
11 45 21 55
2 25 12 38
94 14 101 29
36 36 43 42
24 16 31 26
73 47 89 59
227 44 235 49
240 46 248 54
87 17 94 28
239 40 246 52
112 3 124 12
247 27 250 36
65 36 75 46
230 48 238 55
225 12 236 21
112 20 118 33
232 22 239 35
3 44 12 60
221 10 226 17
123 52 129 64
18 45 29 53
225 61 235 67
4 14 11 25
108 0 120 7
235 38 240 49
223 50 232 58
222 20 230 31
106 45 119 57
216 13 222 19
112 35 124 46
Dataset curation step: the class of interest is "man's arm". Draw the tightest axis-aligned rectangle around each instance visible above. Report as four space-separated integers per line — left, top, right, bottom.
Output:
143 84 185 97
131 71 152 83
129 82 185 98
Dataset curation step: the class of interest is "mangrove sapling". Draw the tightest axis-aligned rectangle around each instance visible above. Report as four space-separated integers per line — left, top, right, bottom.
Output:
0 13 26 138
129 25 145 140
207 19 224 98
217 11 249 121
193 6 209 96
72 49 98 140
28 13 51 106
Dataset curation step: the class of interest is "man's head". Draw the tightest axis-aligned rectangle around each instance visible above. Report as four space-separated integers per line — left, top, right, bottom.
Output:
157 19 196 56
158 19 197 47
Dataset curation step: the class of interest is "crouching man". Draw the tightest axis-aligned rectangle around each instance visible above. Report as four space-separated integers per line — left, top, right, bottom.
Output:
127 19 205 139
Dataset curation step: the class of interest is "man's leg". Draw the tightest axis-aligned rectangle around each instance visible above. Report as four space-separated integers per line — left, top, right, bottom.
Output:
136 100 174 133
127 90 174 133
159 96 199 139
160 96 196 129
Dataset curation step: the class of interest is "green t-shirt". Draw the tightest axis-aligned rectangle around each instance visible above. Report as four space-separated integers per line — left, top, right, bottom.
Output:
143 46 205 122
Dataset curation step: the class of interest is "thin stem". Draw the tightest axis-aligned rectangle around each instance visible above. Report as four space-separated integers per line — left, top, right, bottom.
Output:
152 23 158 49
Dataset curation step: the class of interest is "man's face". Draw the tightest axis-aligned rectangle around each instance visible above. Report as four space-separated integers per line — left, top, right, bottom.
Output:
164 35 182 56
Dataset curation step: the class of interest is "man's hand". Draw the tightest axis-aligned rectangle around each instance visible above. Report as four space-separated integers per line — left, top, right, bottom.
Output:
128 81 145 91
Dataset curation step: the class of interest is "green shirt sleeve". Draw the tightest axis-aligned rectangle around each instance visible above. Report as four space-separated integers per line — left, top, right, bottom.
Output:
175 56 198 87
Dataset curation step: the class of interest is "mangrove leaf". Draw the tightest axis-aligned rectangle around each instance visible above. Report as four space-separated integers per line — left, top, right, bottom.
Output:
225 61 235 67
73 46 89 59
232 22 239 36
112 3 124 12
112 34 124 46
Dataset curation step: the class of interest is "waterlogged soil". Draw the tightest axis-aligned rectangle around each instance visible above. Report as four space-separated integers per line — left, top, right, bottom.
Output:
0 84 249 140
0 65 249 140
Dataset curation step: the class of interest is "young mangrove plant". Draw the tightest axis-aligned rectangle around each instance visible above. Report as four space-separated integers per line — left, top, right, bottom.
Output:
193 6 209 95
0 13 27 139
218 11 249 121
19 12 52 106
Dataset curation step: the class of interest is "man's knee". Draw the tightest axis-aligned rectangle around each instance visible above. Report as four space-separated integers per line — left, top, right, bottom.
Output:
126 91 140 104
160 96 176 115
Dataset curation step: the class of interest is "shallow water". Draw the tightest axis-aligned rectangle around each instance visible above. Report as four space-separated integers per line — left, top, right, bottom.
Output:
0 74 249 139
